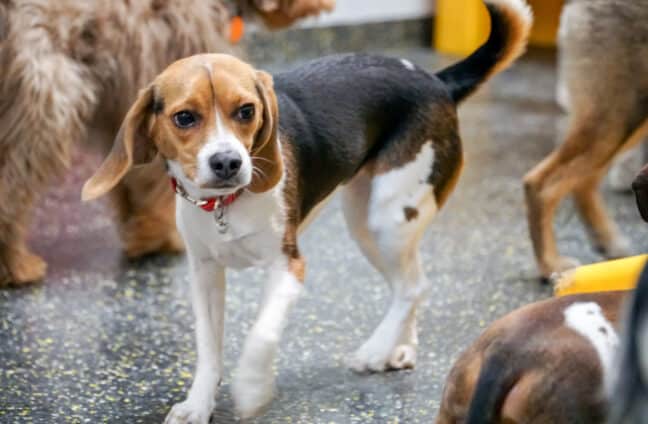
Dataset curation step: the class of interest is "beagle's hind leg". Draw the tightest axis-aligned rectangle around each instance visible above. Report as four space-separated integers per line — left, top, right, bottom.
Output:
341 142 440 373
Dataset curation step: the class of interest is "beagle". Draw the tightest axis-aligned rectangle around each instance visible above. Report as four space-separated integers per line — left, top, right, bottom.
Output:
82 0 531 421
437 291 629 424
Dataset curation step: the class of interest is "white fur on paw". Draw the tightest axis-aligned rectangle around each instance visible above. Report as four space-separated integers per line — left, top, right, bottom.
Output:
164 401 211 424
348 342 396 373
232 370 274 419
388 344 417 370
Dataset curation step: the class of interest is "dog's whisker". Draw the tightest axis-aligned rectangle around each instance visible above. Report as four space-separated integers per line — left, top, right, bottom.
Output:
251 156 274 165
252 166 268 182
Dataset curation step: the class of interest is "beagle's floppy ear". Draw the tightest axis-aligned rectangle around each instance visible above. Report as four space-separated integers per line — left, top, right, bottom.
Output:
249 70 284 193
82 85 158 201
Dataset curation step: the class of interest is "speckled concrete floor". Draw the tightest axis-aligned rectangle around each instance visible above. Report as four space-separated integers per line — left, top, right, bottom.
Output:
1 47 646 424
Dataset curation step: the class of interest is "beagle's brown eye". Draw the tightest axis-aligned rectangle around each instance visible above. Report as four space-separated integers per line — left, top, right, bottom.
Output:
236 104 255 122
173 110 199 129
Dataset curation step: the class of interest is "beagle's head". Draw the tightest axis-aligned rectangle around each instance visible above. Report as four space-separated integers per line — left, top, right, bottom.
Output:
82 54 282 201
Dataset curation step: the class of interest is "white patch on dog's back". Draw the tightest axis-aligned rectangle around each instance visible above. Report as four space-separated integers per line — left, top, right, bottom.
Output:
564 302 620 393
400 59 416 71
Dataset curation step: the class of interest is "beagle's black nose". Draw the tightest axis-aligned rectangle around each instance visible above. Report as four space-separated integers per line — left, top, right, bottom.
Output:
209 151 242 180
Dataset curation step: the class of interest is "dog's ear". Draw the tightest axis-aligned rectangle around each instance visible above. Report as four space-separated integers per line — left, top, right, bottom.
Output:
249 70 283 193
82 85 158 201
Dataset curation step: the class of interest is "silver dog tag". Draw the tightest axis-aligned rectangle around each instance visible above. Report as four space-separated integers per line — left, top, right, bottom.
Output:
214 204 228 234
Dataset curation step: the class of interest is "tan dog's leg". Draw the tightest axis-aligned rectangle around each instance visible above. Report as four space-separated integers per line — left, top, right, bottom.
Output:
573 172 630 258
524 149 581 279
524 115 645 278
109 162 183 258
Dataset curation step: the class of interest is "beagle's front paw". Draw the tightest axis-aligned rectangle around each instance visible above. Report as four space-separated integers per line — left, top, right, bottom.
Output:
232 368 274 419
348 339 398 373
164 400 212 424
388 344 417 370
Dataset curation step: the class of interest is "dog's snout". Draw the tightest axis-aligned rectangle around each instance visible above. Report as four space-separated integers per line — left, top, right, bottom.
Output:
209 151 242 179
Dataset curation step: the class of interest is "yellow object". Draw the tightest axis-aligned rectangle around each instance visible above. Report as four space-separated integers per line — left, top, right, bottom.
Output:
435 0 564 56
555 255 648 297
434 0 490 57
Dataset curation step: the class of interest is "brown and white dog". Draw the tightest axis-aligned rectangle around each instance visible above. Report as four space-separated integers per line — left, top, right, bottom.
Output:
437 290 629 424
439 159 648 424
82 0 531 420
0 0 333 286
524 0 648 281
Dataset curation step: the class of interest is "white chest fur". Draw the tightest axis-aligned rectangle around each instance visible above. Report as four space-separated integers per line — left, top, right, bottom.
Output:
176 186 286 269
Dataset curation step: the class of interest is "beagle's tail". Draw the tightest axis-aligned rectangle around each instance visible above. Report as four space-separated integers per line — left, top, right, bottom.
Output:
437 0 533 103
464 349 522 424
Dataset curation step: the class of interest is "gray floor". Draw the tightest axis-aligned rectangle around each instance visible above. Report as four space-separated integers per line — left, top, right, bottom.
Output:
1 47 646 424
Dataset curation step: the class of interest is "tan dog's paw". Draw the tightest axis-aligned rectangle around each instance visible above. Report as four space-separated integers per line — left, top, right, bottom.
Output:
597 235 632 260
540 255 580 282
2 250 47 286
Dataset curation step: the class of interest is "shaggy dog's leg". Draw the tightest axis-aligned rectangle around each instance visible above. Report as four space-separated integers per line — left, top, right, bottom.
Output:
0 4 103 286
109 163 183 258
0 40 98 285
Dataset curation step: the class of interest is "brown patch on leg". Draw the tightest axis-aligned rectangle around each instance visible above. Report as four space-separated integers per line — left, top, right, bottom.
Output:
288 256 305 282
434 153 463 208
403 207 419 222
282 222 305 283
278 143 306 283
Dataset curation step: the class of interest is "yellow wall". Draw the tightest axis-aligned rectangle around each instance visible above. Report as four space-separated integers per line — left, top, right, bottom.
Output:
435 0 564 56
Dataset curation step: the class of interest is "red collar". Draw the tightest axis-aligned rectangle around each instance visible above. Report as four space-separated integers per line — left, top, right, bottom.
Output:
170 178 242 212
